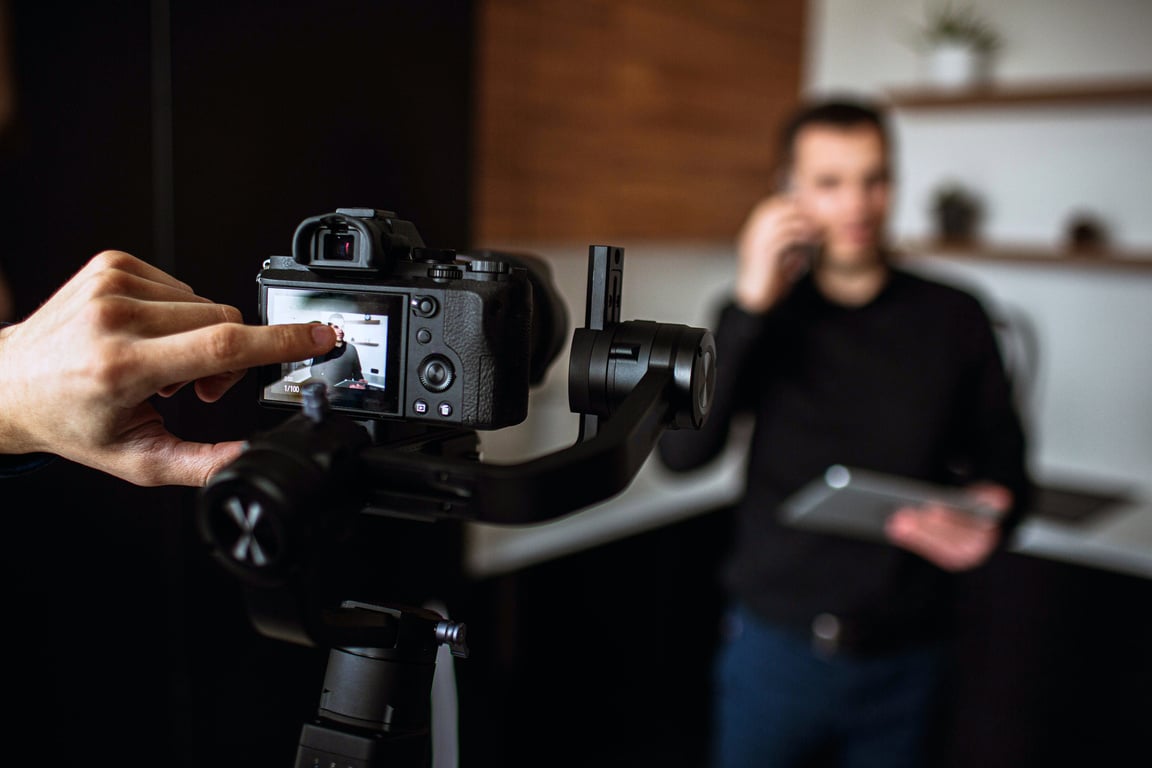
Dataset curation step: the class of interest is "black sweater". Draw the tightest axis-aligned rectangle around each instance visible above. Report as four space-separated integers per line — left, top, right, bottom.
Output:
659 268 1031 646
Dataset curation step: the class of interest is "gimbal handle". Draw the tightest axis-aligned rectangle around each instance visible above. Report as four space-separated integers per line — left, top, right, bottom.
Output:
359 363 684 525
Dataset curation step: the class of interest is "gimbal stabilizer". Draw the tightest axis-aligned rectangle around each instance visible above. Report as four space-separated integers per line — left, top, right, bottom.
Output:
197 244 716 766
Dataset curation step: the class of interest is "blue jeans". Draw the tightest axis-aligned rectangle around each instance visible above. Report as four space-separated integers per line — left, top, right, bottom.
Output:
711 603 945 768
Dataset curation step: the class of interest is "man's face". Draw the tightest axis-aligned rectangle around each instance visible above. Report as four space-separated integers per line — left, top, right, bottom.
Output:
328 320 345 342
788 124 891 268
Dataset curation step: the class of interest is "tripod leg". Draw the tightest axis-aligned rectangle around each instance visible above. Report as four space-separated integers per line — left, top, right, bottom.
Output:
427 599 459 768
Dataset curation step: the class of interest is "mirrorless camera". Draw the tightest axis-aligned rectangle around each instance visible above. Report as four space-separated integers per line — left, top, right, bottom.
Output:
258 207 535 429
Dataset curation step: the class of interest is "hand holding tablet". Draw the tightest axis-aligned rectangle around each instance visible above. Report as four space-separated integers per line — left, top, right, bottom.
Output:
781 465 1010 571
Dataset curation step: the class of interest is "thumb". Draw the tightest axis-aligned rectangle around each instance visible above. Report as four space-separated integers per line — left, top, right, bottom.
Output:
157 439 247 487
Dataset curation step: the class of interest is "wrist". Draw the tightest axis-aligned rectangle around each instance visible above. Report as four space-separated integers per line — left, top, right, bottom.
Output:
0 322 38 456
733 284 779 315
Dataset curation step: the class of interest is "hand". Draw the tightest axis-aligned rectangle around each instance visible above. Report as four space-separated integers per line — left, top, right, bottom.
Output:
733 195 820 314
884 483 1014 571
0 250 337 487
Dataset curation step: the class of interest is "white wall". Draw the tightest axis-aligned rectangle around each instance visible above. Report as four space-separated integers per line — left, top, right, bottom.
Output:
901 257 1152 490
807 0 1152 91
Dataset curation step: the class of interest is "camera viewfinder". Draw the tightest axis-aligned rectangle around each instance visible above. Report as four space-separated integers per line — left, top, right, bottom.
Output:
324 232 357 261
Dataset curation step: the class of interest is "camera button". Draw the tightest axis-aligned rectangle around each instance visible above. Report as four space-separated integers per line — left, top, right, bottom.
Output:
413 399 430 415
416 328 433 344
412 296 439 318
437 402 453 418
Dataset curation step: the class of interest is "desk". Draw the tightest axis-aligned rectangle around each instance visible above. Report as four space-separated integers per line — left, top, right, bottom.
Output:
1013 493 1152 578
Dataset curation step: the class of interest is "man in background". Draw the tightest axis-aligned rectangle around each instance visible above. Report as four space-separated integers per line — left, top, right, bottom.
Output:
309 312 365 388
659 99 1030 767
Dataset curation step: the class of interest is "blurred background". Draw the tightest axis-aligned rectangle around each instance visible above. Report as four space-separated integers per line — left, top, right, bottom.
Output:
1 1 1149 766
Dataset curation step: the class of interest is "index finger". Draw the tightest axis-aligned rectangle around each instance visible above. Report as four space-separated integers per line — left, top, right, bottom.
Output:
132 321 336 395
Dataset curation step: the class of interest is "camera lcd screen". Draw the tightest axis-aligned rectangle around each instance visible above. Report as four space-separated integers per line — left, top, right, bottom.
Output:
262 286 404 416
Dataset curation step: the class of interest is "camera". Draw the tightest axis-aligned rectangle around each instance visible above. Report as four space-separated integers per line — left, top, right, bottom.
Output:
258 207 535 429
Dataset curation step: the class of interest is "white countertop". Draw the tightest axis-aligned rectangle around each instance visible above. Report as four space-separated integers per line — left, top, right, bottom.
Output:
464 401 1152 580
1012 497 1152 579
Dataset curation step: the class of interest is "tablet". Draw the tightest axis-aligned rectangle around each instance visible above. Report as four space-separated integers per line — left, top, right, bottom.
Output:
779 465 1003 541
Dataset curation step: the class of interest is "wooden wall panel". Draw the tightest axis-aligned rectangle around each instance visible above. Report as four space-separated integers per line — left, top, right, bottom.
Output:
472 0 806 243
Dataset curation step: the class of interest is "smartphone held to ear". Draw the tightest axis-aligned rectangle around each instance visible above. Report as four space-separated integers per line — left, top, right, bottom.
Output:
782 238 817 282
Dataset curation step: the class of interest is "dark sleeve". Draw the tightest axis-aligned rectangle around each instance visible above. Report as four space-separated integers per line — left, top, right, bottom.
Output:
351 346 363 379
0 453 55 477
658 300 768 472
958 301 1034 538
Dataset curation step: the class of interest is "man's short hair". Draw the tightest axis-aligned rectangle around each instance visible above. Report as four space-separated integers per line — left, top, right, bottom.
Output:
775 98 891 186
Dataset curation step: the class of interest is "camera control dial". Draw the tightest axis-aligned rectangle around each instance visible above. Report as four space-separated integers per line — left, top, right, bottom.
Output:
418 355 455 393
428 264 463 281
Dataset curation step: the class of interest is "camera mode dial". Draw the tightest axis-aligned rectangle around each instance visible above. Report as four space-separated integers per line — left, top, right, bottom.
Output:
468 259 510 275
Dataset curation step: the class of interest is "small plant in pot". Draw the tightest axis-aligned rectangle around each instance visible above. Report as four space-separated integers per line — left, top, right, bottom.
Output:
916 2 1000 89
931 182 983 245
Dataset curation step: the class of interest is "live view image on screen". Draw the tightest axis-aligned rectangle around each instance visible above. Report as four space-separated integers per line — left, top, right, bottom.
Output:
262 286 403 415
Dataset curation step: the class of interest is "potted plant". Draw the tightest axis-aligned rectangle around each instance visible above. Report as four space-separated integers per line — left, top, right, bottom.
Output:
931 182 983 245
916 2 1000 89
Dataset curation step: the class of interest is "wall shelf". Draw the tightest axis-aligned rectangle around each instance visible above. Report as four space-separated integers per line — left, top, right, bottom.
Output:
896 241 1152 272
886 78 1152 110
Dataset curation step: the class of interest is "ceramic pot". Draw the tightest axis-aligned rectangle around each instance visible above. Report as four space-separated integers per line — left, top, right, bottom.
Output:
927 42 987 89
